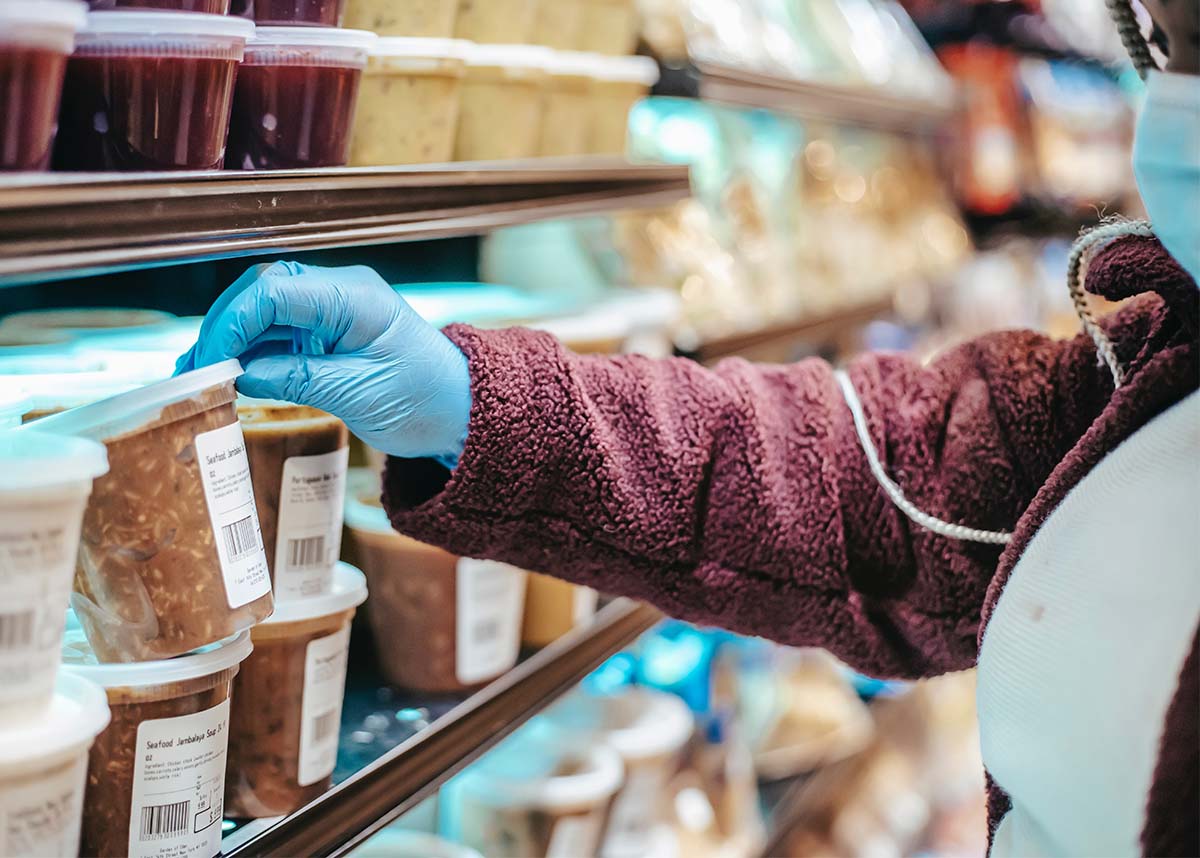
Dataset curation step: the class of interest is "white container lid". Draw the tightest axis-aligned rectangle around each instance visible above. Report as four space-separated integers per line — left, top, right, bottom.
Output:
371 36 471 59
0 0 87 52
0 384 31 427
19 373 141 417
262 562 368 625
0 429 108 492
62 621 252 689
0 673 110 771
250 25 377 51
80 9 255 40
460 42 552 70
28 358 242 443
589 54 659 85
461 741 623 809
343 468 394 535
539 49 600 77
544 688 693 760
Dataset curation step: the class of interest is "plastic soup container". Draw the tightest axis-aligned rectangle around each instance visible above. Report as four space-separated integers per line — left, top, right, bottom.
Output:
0 432 107 723
54 11 253 171
454 0 535 44
240 0 346 26
531 0 582 50
227 27 375 170
588 54 657 154
522 573 597 648
33 360 274 663
344 0 458 37
349 38 467 166
537 51 593 156
577 0 636 55
62 625 251 858
454 741 624 858
225 562 366 818
17 373 142 423
455 44 548 161
0 0 86 172
239 400 349 600
344 470 527 693
87 0 232 12
0 674 111 858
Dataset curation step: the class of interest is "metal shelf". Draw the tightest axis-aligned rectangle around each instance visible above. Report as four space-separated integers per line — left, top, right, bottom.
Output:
222 598 662 858
0 158 690 285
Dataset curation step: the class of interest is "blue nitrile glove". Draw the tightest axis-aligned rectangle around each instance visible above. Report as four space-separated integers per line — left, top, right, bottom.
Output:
176 261 471 466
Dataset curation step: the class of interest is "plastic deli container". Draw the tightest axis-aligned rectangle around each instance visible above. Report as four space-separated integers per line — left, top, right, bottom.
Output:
454 44 548 161
14 373 142 423
87 0 231 11
239 399 349 600
0 674 111 858
353 829 484 858
545 688 693 856
62 623 251 858
531 0 582 50
54 11 253 171
348 38 467 166
588 54 657 154
576 0 636 55
225 562 366 817
537 50 593 157
33 360 274 663
0 431 108 723
0 0 86 171
454 0 535 44
237 0 346 26
0 307 175 334
522 573 597 648
227 26 375 170
344 469 527 693
344 0 457 37
0 384 32 428
453 739 624 858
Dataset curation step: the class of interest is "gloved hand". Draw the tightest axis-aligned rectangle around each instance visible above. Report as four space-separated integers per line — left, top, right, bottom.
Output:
176 260 471 465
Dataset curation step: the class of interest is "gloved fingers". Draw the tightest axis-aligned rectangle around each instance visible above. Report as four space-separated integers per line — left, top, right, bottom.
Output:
237 352 349 416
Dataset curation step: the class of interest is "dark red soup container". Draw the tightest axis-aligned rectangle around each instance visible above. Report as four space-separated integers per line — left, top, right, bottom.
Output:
87 0 233 13
227 27 374 169
0 0 86 172
54 11 252 171
232 0 347 27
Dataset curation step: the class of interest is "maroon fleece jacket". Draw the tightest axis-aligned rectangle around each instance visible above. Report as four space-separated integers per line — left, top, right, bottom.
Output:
383 236 1198 855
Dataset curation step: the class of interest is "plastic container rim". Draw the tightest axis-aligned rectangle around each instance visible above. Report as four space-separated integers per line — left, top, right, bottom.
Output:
588 53 659 85
462 742 624 809
370 35 472 59
249 25 378 52
0 673 111 769
0 429 109 491
62 626 253 689
80 9 255 40
261 562 368 625
459 42 553 69
0 0 87 33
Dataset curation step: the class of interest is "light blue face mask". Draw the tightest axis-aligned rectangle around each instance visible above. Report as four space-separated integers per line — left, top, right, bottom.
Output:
1132 71 1200 285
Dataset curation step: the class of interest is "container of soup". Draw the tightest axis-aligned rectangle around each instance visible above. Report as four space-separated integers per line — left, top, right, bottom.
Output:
577 0 636 55
225 562 366 817
588 54 657 154
531 0 582 50
455 43 548 161
54 10 253 171
349 37 468 166
536 50 593 157
454 0 535 44
522 573 597 648
89 0 231 10
227 26 375 169
237 0 345 26
33 360 274 663
344 0 457 37
0 0 86 171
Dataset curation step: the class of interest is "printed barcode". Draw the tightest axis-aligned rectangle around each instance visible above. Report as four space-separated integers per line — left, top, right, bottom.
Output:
288 535 326 568
139 800 190 841
472 619 500 646
0 610 33 651
312 710 338 742
221 515 259 561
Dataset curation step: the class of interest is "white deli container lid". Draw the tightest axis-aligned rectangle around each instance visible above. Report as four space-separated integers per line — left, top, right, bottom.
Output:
543 687 693 760
0 0 87 52
0 429 108 492
262 562 368 625
540 50 603 78
372 36 470 59
460 740 624 809
589 54 659 85
0 673 110 772
62 619 253 689
6 371 142 417
27 358 243 443
80 9 255 39
460 42 552 71
250 25 377 51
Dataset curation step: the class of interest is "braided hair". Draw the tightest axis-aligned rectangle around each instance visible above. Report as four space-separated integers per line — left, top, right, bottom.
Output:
1104 0 1159 77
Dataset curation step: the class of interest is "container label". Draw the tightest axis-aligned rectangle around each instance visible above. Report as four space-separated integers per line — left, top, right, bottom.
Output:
298 625 351 786
127 698 230 858
455 559 526 685
603 764 665 854
0 752 87 858
546 814 602 858
195 422 272 609
0 502 83 707
274 447 349 601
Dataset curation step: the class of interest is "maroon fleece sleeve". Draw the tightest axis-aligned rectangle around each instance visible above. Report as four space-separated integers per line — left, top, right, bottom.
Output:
382 300 1158 679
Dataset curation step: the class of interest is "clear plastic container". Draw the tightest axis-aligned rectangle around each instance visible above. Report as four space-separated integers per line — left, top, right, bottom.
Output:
536 50 593 157
454 0 536 44
352 829 484 858
225 562 367 818
0 0 86 172
227 26 375 170
588 54 657 154
531 0 582 50
455 43 548 161
0 307 175 334
87 0 232 12
344 469 527 693
0 431 108 723
348 37 467 166
521 572 597 648
451 736 624 858
0 384 32 428
239 399 349 600
344 0 458 37
54 11 253 171
576 0 636 55
0 673 111 858
237 0 346 26
32 360 274 663
62 624 251 858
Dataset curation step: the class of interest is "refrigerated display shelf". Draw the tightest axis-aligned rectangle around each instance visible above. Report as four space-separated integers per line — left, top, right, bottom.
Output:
0 159 690 286
221 598 662 858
